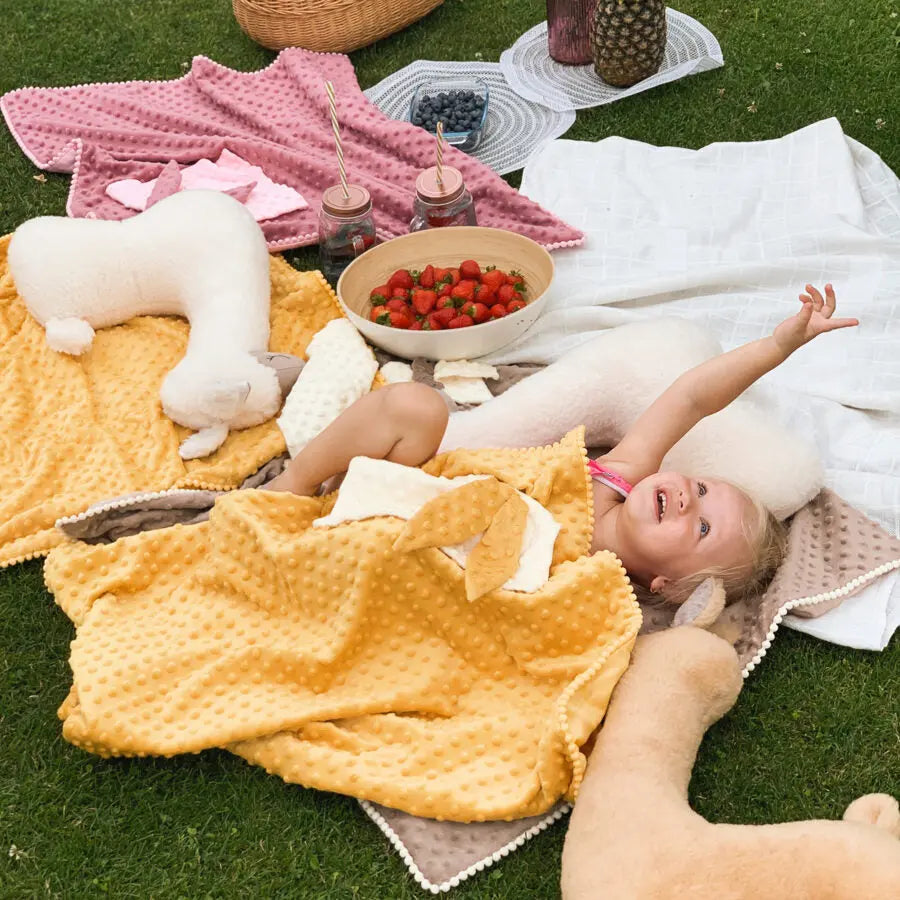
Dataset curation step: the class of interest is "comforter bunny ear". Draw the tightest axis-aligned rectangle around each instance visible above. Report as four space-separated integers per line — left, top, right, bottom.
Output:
464 491 528 602
393 477 529 602
393 477 514 552
672 577 727 629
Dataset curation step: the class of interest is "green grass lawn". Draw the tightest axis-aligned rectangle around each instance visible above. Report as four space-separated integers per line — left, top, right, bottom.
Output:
0 0 898 897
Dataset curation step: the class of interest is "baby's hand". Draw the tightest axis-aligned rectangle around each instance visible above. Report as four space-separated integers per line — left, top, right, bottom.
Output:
773 283 859 355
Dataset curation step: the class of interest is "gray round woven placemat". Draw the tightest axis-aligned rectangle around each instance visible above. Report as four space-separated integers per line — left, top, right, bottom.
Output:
499 10 723 112
364 60 575 176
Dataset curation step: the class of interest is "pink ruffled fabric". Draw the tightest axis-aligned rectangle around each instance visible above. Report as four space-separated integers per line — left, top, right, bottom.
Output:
0 49 583 251
107 149 309 222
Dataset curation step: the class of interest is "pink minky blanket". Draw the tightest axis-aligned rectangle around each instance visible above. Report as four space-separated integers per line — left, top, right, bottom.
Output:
0 49 583 251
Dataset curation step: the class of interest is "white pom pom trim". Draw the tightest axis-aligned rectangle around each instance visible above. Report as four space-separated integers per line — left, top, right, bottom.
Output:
740 557 900 679
358 799 570 893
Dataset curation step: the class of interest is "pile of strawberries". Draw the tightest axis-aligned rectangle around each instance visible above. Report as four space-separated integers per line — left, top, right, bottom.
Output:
368 260 527 330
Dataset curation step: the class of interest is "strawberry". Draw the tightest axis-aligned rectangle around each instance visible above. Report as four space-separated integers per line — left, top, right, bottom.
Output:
489 303 508 319
370 304 389 323
391 287 410 301
449 268 461 286
438 283 453 299
506 298 527 313
462 301 491 324
448 314 474 329
438 295 459 310
418 264 436 289
388 269 415 291
497 284 517 304
409 320 424 330
388 310 413 329
426 311 445 330
386 298 411 314
505 270 526 291
459 259 481 280
473 284 496 304
433 267 452 284
450 281 476 303
370 284 391 304
433 307 457 327
479 269 506 292
411 289 437 316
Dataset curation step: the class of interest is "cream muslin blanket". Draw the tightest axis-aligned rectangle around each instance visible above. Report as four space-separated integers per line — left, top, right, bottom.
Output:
481 118 900 651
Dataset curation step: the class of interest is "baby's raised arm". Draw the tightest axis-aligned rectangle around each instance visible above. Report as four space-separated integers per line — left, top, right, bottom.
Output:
598 284 858 485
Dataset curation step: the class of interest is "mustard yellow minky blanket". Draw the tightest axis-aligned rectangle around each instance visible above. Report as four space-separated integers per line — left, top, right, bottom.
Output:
0 235 343 568
45 428 641 822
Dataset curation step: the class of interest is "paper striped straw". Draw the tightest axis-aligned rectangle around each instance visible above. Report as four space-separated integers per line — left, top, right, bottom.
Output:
324 80 349 199
436 120 444 187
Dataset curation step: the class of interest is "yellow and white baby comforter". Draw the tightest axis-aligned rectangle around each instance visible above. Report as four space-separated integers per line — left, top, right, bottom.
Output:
44 428 641 822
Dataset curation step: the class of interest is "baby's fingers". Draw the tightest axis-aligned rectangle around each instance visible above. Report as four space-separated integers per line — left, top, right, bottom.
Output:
821 316 859 332
823 283 837 316
804 284 825 311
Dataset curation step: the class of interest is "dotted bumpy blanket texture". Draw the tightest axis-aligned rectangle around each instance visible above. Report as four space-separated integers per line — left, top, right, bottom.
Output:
0 49 583 251
0 236 344 568
44 428 641 822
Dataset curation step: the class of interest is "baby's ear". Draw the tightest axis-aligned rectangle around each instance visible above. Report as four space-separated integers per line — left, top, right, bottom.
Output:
201 379 251 420
672 577 727 629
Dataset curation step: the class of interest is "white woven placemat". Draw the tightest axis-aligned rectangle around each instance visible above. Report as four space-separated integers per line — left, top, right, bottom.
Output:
499 9 723 112
364 61 575 175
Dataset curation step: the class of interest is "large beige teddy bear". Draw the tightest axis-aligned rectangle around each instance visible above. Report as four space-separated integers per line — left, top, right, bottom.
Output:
562 627 900 899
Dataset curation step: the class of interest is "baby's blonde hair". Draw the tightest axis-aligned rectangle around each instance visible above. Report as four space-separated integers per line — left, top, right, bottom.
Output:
641 489 788 608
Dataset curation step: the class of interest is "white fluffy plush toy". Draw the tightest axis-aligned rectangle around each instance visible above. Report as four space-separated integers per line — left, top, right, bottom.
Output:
8 190 280 460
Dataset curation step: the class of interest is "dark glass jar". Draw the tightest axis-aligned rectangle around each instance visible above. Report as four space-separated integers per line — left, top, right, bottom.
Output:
318 184 377 283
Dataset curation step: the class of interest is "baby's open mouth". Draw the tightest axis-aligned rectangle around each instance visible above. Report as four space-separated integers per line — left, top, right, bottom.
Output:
656 489 667 522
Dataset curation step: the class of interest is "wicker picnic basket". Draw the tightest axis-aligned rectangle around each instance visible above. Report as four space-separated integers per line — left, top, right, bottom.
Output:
233 0 445 52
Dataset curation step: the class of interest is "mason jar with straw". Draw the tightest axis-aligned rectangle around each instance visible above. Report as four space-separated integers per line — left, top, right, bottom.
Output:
409 121 478 232
318 80 377 283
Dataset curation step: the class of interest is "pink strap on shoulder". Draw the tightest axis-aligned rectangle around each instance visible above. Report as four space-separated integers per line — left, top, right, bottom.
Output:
587 460 633 498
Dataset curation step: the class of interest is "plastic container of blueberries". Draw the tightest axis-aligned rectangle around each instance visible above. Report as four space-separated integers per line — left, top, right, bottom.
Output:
408 78 490 153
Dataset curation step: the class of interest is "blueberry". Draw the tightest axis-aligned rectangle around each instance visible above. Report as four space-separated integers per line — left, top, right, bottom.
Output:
413 114 423 126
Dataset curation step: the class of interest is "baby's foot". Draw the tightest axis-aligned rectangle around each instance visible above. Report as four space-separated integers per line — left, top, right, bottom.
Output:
261 469 317 496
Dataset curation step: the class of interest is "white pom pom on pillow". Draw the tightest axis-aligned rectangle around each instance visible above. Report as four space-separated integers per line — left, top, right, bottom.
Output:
8 190 281 459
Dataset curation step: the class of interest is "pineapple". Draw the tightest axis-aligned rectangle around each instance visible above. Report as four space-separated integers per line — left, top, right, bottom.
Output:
591 0 667 88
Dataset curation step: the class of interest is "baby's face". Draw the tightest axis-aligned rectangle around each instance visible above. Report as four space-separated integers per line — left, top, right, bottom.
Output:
618 472 755 584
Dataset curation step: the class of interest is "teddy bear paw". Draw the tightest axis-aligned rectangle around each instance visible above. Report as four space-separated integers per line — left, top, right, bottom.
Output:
843 793 900 837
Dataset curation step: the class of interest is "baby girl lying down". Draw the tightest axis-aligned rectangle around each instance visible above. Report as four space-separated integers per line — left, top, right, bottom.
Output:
265 284 857 606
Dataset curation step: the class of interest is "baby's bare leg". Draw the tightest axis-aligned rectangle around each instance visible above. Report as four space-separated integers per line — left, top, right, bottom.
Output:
264 382 449 495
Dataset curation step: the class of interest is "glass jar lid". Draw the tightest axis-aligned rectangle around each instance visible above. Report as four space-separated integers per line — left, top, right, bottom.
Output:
322 183 372 217
415 166 465 206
